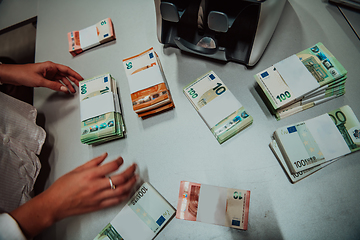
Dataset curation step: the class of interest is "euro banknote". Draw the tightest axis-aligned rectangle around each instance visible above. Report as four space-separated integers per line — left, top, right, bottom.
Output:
273 105 360 174
68 18 115 56
269 139 339 183
184 71 253 144
275 85 346 120
122 47 175 118
79 73 125 145
176 181 250 230
93 182 175 240
254 42 347 113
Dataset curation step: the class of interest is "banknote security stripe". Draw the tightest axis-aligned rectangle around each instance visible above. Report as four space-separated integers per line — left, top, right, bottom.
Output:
274 54 319 99
80 92 118 122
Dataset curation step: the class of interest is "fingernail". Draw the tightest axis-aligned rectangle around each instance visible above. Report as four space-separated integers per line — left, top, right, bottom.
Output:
60 86 67 92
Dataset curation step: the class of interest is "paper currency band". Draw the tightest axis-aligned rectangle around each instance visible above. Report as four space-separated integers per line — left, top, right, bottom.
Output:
108 176 116 190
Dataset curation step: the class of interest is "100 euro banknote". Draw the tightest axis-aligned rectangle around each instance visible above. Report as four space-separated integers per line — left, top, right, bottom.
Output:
254 42 347 110
274 105 360 173
79 74 125 144
94 182 175 240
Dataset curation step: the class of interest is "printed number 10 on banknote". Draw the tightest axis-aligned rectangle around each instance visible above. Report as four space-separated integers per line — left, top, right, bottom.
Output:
184 72 227 111
176 181 250 230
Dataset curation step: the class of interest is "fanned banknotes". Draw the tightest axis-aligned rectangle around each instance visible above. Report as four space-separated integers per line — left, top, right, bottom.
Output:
176 181 250 230
93 182 175 240
254 42 347 120
79 73 125 145
122 47 175 119
184 71 253 144
271 105 360 182
68 18 115 56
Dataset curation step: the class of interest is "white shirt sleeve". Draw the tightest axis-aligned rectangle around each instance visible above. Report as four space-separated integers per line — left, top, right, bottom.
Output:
0 213 26 240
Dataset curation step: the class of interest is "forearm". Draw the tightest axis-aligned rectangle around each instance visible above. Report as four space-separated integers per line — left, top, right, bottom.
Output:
0 63 21 85
9 191 58 239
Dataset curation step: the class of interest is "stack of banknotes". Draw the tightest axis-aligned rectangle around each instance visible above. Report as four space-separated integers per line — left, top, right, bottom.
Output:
122 47 175 119
270 105 360 183
184 71 253 144
254 42 347 120
68 18 115 56
93 182 175 240
176 181 250 230
79 73 125 145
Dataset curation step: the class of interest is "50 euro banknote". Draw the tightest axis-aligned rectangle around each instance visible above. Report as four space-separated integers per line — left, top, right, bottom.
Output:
94 182 175 240
184 71 253 144
176 181 250 230
122 47 174 118
68 18 115 56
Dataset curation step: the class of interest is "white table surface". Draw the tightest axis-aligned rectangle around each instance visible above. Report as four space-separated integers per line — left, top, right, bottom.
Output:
32 0 360 239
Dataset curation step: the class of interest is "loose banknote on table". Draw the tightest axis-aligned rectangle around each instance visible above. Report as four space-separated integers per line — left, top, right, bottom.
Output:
79 73 125 145
271 105 360 182
254 42 347 120
122 47 175 119
93 182 175 240
68 18 115 56
184 71 253 144
176 181 250 230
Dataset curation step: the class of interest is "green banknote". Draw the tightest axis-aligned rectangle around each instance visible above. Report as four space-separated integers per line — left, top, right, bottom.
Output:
79 73 125 145
269 140 339 183
254 42 347 112
184 71 253 144
274 105 360 174
94 182 175 240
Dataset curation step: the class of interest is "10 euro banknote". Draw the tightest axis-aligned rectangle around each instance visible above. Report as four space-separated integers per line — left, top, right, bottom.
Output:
183 71 253 144
176 181 250 230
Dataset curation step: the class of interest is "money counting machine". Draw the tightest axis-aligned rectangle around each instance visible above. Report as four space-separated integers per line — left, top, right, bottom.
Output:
155 0 286 66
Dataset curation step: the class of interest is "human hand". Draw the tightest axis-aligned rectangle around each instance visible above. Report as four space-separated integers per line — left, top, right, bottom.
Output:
45 153 137 220
0 61 83 93
10 153 137 238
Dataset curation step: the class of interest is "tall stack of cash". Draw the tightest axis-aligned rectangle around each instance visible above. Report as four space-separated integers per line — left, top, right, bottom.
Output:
176 181 250 230
270 105 360 183
184 71 253 144
122 47 175 119
254 42 347 120
93 182 175 240
79 73 125 145
68 18 115 56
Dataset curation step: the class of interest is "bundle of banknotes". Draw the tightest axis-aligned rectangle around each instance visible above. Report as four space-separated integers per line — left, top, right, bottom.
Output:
68 18 115 56
93 182 175 240
176 181 250 230
184 71 253 144
122 47 175 119
254 42 347 120
270 105 360 183
79 73 125 145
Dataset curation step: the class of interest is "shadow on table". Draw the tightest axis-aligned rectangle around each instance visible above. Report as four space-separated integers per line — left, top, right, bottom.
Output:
34 112 54 196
